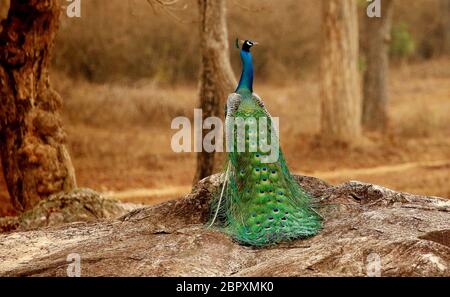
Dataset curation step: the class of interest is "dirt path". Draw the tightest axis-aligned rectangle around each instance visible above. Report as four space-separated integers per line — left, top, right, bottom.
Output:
103 186 192 205
105 159 450 204
309 159 450 179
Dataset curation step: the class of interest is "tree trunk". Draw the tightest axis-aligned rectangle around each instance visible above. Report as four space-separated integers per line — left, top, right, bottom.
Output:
320 0 361 143
443 0 450 55
193 0 236 183
0 0 76 212
362 0 394 132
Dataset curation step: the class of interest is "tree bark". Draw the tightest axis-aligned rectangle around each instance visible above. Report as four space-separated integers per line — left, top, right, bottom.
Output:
1 174 448 276
362 0 394 132
443 0 450 55
193 0 236 183
0 0 76 212
320 0 361 143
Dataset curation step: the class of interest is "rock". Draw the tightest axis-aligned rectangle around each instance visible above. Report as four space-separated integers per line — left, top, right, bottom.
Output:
0 175 448 276
0 188 139 232
0 216 19 233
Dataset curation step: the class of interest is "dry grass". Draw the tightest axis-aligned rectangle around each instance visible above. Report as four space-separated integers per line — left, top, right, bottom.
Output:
389 60 450 137
1 59 449 216
61 59 450 191
53 57 450 139
55 74 194 128
0 0 449 216
52 0 449 84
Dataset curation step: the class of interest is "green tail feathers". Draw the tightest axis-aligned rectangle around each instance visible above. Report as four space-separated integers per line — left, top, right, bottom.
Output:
208 100 322 246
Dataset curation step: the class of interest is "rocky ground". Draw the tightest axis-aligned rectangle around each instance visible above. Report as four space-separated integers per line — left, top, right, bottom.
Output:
0 174 448 276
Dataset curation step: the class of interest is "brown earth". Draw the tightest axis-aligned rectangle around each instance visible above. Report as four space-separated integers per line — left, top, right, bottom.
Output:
0 59 449 216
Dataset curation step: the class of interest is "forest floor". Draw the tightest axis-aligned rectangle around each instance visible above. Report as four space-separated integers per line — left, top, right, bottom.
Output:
0 59 449 216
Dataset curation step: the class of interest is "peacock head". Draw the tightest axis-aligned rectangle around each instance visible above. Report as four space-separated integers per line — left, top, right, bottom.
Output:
236 39 259 52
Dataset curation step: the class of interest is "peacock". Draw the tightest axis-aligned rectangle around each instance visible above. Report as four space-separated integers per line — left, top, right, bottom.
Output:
208 39 322 246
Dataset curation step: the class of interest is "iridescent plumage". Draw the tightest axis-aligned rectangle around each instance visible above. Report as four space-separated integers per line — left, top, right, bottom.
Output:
208 40 322 246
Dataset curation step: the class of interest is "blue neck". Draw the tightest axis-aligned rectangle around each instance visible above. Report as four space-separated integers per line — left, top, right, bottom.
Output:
235 50 254 94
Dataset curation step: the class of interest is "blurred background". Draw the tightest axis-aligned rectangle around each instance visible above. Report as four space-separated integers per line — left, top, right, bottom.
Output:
0 0 449 216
